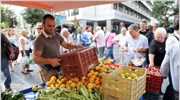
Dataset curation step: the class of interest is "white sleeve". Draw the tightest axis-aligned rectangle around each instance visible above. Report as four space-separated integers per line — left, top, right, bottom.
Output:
165 36 174 51
160 48 170 76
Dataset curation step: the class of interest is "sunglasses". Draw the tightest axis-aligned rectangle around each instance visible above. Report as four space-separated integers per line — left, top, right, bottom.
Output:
37 28 42 30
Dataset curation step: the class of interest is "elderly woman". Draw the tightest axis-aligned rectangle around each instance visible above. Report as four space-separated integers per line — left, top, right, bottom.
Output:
60 28 70 53
148 27 167 68
19 29 33 74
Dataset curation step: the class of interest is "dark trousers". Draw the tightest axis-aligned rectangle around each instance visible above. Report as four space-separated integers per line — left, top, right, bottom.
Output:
21 50 30 57
163 85 179 100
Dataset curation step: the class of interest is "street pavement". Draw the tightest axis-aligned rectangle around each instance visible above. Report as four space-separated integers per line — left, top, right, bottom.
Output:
1 45 168 100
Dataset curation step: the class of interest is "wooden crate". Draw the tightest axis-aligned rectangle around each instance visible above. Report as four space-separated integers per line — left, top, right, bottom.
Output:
102 66 146 100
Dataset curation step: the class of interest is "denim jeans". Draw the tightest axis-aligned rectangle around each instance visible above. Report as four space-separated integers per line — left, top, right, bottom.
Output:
97 46 105 58
1 56 11 87
105 45 114 59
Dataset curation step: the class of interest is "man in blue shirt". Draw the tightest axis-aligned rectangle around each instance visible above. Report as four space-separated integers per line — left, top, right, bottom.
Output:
76 26 89 46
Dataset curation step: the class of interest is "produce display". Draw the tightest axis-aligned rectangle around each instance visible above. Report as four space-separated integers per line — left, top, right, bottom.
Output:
1 91 25 100
32 58 119 100
35 84 101 100
120 72 140 80
146 66 161 77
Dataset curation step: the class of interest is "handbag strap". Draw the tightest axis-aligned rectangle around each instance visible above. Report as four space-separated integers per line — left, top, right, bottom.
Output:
173 32 179 41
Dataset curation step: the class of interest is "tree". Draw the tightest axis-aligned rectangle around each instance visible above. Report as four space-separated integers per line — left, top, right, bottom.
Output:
1 6 17 28
151 1 179 28
22 8 46 27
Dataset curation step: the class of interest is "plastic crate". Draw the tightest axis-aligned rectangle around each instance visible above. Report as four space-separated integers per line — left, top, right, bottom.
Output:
146 66 163 92
19 83 45 100
59 47 98 78
102 66 146 100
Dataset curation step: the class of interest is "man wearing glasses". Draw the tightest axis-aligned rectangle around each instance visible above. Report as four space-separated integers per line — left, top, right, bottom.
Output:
33 22 43 39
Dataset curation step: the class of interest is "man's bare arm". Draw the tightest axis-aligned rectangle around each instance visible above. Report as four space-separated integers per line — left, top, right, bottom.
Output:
33 50 61 67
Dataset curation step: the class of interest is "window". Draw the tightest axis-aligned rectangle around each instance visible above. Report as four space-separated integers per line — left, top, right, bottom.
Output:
118 3 123 12
74 9 79 15
113 4 118 10
69 9 79 16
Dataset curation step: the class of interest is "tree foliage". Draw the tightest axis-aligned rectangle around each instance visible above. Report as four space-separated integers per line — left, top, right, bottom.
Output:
151 1 179 27
1 6 17 28
22 8 45 27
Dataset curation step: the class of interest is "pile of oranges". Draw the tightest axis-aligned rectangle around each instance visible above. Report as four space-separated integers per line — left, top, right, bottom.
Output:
46 59 117 94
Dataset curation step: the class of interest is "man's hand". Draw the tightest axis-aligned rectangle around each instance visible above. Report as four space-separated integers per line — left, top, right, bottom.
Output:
76 45 84 48
49 58 61 67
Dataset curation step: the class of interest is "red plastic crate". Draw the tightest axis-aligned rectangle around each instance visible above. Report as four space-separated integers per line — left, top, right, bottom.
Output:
145 66 163 92
59 47 98 78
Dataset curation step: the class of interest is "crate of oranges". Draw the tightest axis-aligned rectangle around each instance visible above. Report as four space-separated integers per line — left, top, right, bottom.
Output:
59 47 99 78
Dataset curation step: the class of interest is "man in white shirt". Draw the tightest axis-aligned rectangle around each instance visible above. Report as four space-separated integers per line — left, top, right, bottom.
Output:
160 42 179 100
113 27 129 65
123 24 149 67
93 26 105 58
84 26 93 46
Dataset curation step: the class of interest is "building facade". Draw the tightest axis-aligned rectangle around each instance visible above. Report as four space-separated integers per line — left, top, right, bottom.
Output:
64 1 153 33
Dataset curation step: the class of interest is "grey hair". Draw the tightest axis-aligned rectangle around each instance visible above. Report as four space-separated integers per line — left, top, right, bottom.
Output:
96 26 101 31
128 24 139 31
61 28 68 36
154 27 167 39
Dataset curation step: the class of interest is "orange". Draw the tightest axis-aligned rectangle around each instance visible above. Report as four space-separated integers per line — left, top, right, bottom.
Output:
87 73 92 78
61 77 68 83
55 84 60 88
84 81 88 87
71 82 77 88
95 66 100 71
51 76 57 81
87 83 94 90
89 77 94 83
95 77 100 81
50 79 56 84
90 70 95 75
72 77 79 83
46 81 51 87
81 76 86 80
91 75 96 79
81 79 85 84
95 80 100 85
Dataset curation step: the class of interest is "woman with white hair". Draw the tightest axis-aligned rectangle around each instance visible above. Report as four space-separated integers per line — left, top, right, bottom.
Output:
148 27 167 68
60 28 70 53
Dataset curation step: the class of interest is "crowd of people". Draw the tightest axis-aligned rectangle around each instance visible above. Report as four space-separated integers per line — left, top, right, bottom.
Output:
1 14 179 100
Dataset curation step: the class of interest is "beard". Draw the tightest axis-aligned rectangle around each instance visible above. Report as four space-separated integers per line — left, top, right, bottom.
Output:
44 30 53 35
